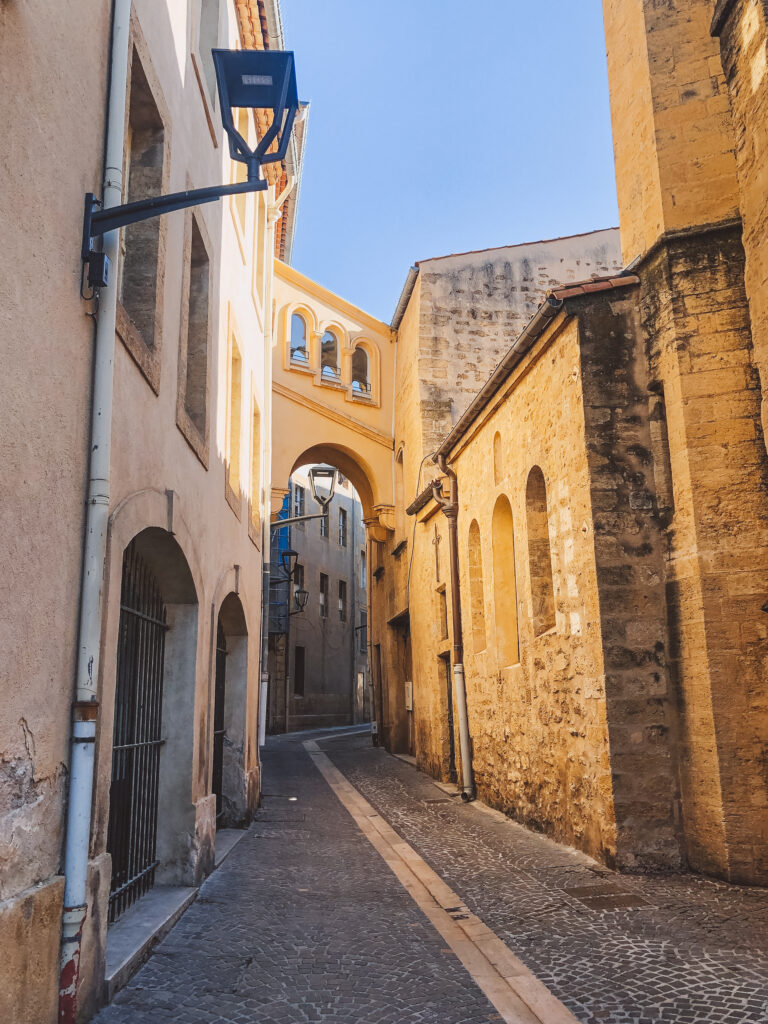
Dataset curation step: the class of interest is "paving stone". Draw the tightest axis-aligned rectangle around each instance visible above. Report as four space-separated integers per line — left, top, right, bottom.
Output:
94 733 497 1023
323 734 768 1024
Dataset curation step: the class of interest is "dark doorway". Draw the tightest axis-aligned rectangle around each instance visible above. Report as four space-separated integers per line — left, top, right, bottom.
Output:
440 654 457 784
294 645 306 696
107 541 168 922
212 621 227 823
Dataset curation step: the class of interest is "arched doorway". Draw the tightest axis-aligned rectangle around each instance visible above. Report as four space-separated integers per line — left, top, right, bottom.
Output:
106 528 198 920
213 592 249 826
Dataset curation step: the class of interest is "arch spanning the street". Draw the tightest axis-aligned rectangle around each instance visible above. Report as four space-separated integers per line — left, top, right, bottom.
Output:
272 260 395 538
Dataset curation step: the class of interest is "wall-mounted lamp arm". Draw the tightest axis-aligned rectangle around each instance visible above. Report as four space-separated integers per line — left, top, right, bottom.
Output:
82 179 267 261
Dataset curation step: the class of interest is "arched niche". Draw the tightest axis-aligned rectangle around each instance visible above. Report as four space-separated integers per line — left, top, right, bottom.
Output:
491 494 520 667
525 466 556 635
213 591 249 828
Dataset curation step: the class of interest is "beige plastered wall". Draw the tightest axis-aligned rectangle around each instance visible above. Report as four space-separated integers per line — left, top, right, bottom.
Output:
0 3 111 1022
79 0 273 1014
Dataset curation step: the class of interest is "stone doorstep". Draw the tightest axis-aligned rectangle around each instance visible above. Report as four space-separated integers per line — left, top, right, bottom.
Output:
103 828 248 1002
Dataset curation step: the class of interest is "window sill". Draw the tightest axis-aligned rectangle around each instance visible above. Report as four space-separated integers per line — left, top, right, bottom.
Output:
117 301 161 395
225 477 242 521
176 405 209 470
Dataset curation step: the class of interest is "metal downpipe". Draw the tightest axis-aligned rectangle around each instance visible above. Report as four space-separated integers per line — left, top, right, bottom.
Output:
434 456 475 800
59 0 131 1019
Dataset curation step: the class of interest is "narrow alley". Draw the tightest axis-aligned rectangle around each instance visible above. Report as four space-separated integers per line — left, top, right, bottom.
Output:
97 728 768 1024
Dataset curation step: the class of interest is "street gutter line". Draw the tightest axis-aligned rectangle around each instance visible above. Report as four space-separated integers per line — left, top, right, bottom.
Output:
304 740 579 1024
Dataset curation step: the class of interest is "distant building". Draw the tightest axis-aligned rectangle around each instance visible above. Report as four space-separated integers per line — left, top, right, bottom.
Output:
267 468 369 732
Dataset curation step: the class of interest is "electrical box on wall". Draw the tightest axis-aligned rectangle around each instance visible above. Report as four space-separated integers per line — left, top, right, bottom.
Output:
405 680 413 711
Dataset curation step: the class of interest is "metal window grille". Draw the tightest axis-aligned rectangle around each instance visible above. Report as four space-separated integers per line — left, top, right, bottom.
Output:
212 622 227 822
320 573 328 617
339 508 347 547
107 542 167 923
339 579 347 622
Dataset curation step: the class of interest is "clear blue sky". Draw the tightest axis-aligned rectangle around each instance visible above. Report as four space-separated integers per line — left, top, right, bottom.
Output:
283 1 619 324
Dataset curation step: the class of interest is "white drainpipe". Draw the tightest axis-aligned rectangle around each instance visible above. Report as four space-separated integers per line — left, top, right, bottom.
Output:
258 175 295 750
59 1 131 1019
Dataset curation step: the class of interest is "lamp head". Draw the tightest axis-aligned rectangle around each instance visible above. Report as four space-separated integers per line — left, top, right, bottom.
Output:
281 548 299 580
294 587 309 612
212 48 299 184
308 466 337 510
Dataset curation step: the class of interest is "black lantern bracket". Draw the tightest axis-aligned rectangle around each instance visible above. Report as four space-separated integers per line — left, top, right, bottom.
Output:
82 48 298 288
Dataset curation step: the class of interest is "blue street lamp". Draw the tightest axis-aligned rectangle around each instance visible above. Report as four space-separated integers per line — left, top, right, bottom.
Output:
82 48 299 287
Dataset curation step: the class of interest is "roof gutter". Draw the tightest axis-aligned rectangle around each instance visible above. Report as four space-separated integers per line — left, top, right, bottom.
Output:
435 293 564 461
391 265 419 330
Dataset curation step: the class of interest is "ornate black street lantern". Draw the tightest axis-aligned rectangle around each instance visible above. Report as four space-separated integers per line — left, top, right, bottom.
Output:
308 466 337 509
292 587 309 614
82 48 299 287
280 548 299 580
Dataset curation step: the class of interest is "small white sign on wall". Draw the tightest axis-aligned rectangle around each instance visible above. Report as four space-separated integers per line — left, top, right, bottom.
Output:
405 680 413 711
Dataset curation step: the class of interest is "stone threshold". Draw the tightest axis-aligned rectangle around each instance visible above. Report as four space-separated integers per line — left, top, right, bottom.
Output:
103 828 248 1002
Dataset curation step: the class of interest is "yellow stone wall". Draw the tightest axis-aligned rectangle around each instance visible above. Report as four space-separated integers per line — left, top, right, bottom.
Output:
714 0 768 439
603 0 741 263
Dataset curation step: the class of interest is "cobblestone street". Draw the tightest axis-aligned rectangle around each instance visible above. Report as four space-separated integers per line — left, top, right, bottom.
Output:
97 729 768 1024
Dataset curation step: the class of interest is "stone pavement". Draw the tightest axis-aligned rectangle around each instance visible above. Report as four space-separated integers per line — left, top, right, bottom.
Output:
96 728 768 1023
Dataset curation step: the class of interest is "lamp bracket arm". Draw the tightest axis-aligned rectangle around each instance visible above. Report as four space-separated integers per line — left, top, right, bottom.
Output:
82 179 267 258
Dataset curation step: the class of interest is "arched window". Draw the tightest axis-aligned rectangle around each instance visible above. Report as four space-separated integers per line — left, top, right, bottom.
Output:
290 313 308 365
351 345 370 395
320 330 339 381
493 431 503 485
526 467 555 635
468 520 486 652
492 495 519 666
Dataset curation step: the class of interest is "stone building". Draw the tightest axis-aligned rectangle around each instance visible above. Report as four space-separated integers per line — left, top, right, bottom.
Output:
370 0 768 888
375 232 624 759
0 1 305 1020
267 469 369 732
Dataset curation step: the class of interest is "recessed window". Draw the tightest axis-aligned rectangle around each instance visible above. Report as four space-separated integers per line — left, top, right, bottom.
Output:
120 47 165 353
338 580 347 622
319 573 329 618
181 217 210 438
320 511 328 538
359 611 367 653
361 551 367 588
339 507 348 547
293 485 305 518
351 345 370 396
468 519 487 652
290 314 309 366
226 336 242 507
321 330 340 382
198 0 219 103
293 563 305 610
250 404 261 535
233 107 250 232
525 467 556 636
492 494 520 666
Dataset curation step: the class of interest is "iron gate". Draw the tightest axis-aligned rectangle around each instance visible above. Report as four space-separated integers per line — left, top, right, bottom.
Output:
211 622 227 822
107 541 167 922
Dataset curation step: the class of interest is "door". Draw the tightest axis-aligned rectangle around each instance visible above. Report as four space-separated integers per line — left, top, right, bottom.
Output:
212 621 227 823
107 541 167 922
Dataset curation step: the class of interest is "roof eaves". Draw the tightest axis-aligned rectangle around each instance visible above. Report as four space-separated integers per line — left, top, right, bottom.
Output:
406 483 436 517
391 266 419 330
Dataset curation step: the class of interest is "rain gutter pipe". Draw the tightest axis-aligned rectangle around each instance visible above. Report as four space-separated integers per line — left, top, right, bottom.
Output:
433 458 474 801
259 176 295 750
59 1 131 1019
